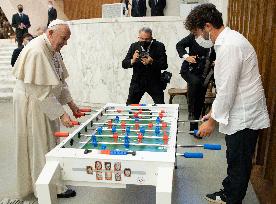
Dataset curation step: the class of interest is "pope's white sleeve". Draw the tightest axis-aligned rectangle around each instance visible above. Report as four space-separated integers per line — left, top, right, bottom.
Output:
39 96 65 120
59 81 73 105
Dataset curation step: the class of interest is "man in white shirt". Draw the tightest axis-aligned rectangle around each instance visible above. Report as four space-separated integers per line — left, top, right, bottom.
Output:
185 3 270 204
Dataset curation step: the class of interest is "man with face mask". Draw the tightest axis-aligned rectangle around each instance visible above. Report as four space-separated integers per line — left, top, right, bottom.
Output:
11 33 33 67
12 4 31 47
176 33 216 138
122 27 168 104
12 19 81 200
47 0 57 26
185 4 270 204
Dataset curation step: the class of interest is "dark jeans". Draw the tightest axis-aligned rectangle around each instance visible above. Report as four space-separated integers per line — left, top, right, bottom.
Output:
126 88 164 105
181 70 207 130
223 128 259 204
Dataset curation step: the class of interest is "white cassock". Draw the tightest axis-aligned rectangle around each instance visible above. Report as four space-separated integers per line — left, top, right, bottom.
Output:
12 33 72 198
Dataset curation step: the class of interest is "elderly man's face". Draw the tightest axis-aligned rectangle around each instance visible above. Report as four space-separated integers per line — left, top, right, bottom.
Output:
48 25 71 52
138 31 152 42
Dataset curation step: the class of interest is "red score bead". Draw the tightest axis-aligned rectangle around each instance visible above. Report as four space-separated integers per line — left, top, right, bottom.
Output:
148 122 153 128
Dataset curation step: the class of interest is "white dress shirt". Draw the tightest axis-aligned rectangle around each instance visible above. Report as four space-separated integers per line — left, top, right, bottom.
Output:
211 27 270 135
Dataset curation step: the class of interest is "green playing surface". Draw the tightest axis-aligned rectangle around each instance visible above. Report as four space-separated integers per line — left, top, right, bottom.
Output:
81 118 171 152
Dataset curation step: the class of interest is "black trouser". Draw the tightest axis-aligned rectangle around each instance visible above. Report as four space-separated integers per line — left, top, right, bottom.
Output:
126 87 164 105
223 128 259 204
181 70 207 130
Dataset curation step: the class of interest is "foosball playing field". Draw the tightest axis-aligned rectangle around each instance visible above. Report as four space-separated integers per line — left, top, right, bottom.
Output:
36 103 221 204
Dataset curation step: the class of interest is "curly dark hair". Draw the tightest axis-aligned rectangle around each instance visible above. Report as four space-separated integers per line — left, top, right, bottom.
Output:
185 3 223 31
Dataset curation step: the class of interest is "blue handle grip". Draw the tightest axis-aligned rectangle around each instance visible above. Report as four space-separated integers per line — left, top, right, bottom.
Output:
183 152 203 158
204 144 221 150
193 129 198 135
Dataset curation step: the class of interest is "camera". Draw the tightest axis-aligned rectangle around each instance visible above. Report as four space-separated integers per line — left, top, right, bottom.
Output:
139 51 149 61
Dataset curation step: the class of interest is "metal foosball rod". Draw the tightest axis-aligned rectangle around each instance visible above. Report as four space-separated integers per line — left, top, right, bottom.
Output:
106 109 166 114
103 113 171 118
93 122 171 127
105 117 169 122
87 127 168 133
178 119 202 123
79 141 168 147
80 133 169 140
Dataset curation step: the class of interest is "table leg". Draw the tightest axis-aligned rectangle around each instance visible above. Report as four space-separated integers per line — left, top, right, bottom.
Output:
36 161 61 204
156 167 174 204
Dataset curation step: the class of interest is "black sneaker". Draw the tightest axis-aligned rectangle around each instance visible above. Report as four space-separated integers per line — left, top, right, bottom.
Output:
205 189 227 204
57 189 76 198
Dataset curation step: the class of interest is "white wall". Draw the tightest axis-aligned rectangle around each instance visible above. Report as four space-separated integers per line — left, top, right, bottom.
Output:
62 17 189 105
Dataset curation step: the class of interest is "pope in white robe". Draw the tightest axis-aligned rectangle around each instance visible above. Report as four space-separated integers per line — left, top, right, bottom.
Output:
12 20 80 199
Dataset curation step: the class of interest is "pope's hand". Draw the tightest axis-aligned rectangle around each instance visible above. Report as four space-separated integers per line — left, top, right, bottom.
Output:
60 112 74 128
68 101 81 118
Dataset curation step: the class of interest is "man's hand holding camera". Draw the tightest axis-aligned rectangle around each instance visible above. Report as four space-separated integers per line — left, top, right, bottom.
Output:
131 50 140 65
140 53 153 65
131 50 153 65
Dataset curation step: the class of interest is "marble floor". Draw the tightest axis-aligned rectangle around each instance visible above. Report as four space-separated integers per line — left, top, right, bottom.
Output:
0 97 259 204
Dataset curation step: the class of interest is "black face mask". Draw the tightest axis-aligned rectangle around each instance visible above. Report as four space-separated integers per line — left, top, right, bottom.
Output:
140 41 151 49
18 8 23 13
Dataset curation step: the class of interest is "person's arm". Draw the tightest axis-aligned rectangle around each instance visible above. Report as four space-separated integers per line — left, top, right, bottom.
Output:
176 34 193 58
151 42 168 70
122 44 135 69
53 8 57 19
11 14 18 29
25 15 31 29
11 49 19 67
211 45 242 125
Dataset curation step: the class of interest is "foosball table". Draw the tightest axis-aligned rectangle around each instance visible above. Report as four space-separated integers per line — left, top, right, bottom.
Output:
36 103 221 204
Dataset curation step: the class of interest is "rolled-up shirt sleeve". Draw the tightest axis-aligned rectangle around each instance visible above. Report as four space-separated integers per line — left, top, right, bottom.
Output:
211 45 242 125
